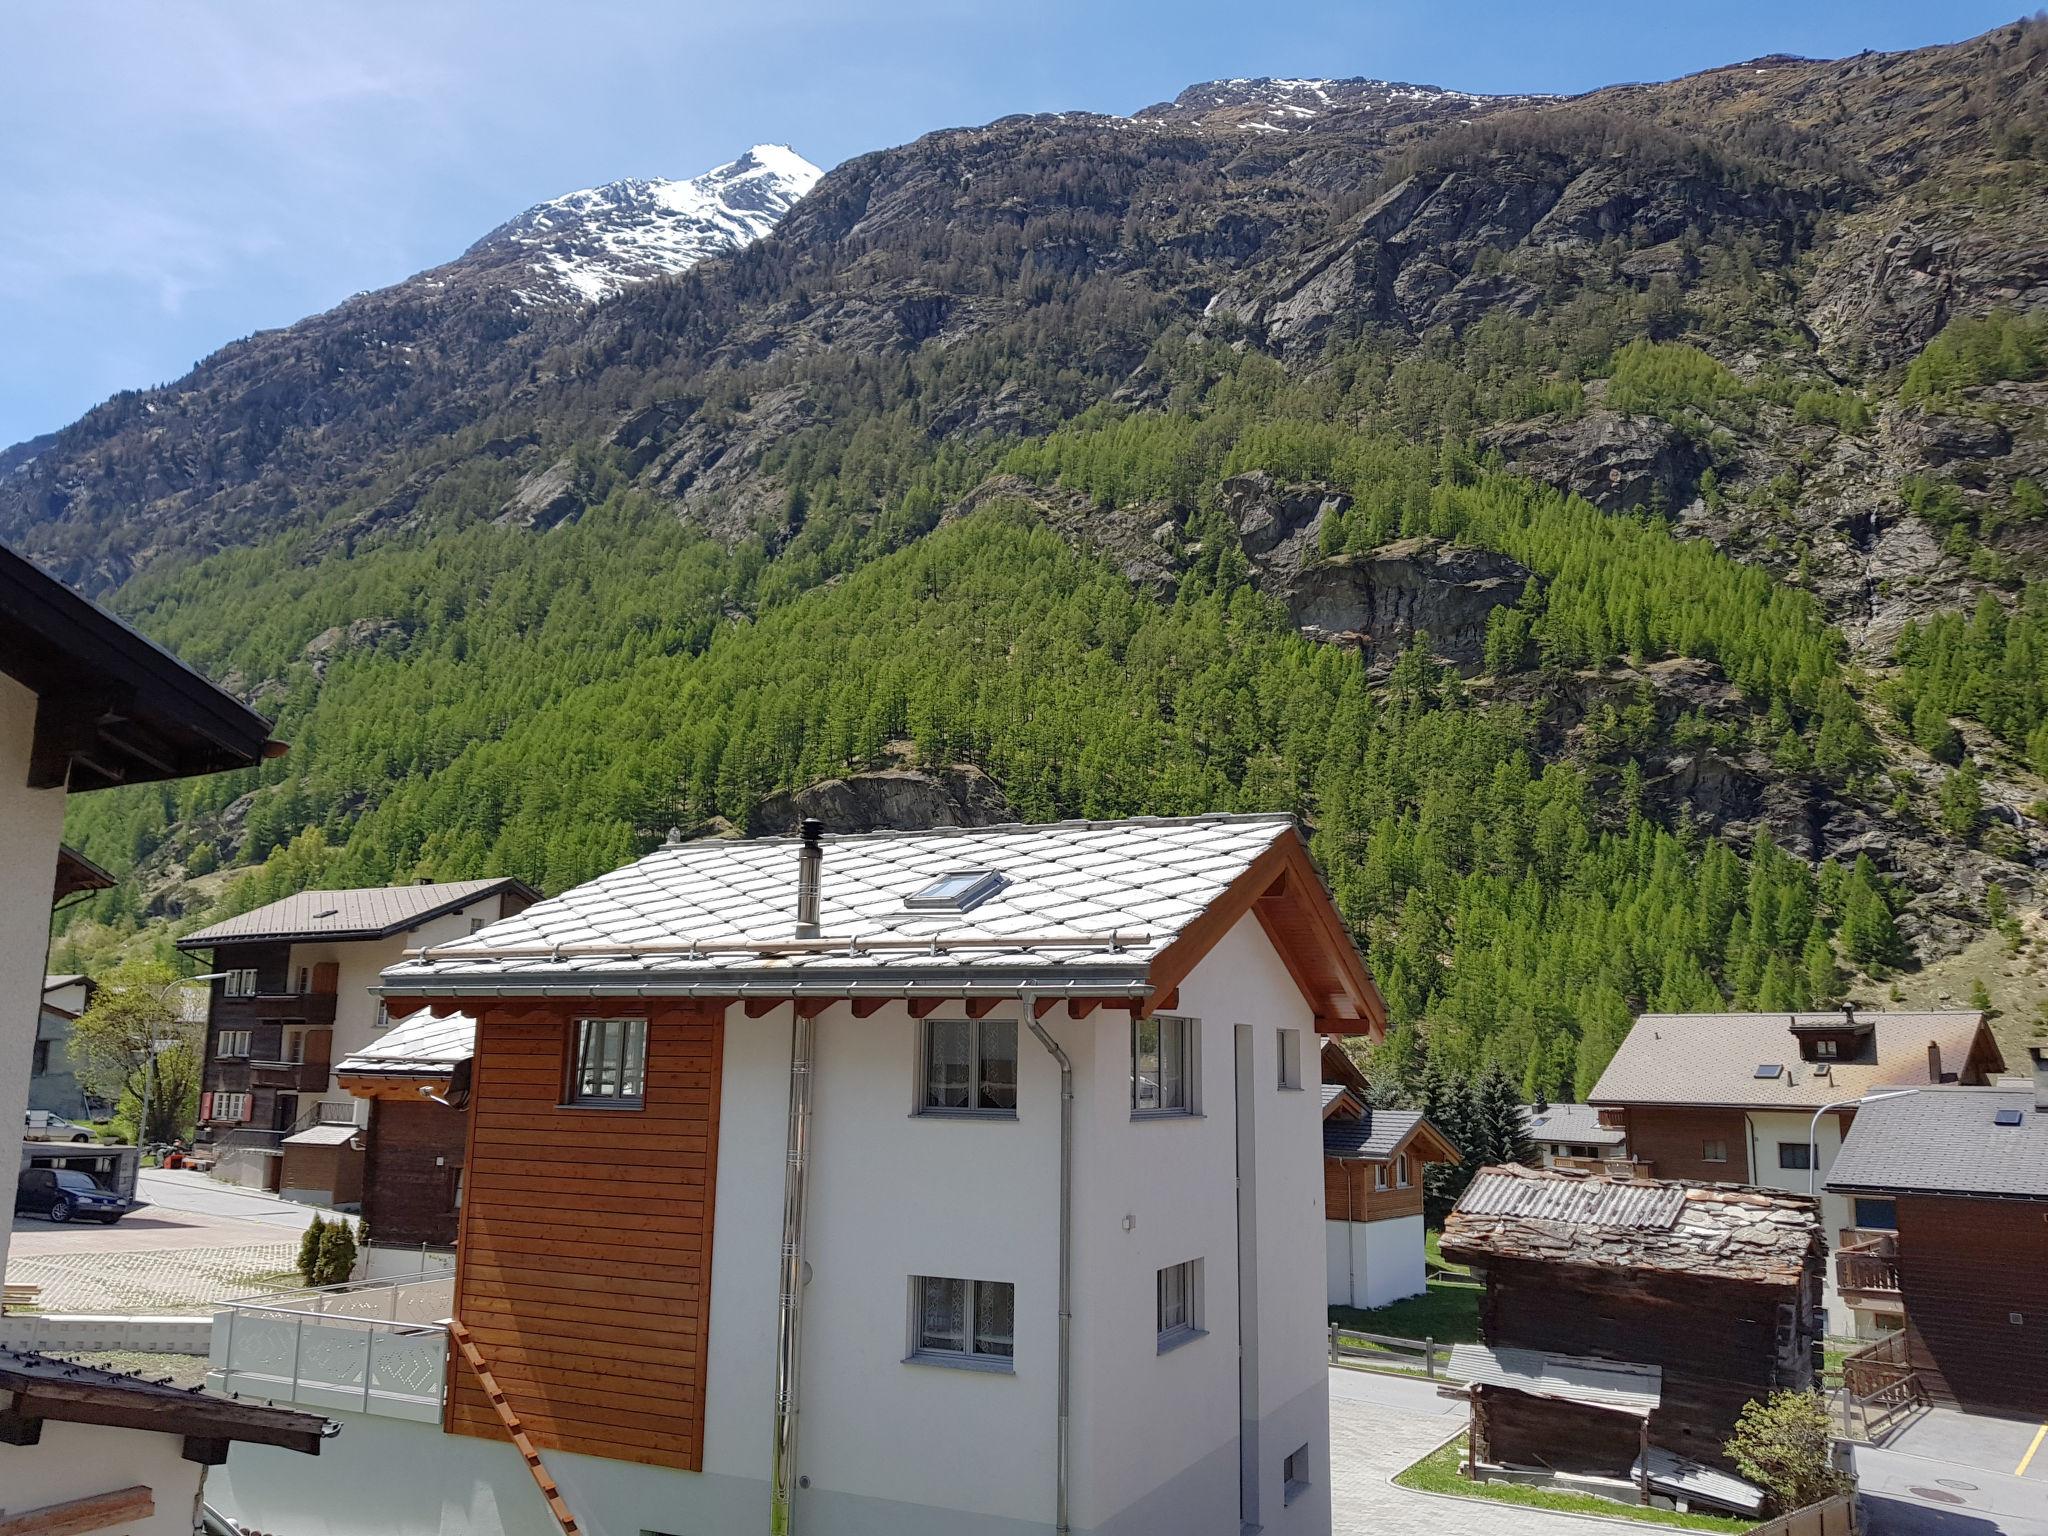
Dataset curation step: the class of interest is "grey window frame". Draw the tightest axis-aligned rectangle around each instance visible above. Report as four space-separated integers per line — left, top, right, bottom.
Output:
917 1015 1019 1118
217 1029 252 1059
907 1274 1015 1372
566 1017 648 1108
1132 1014 1197 1117
1283 1443 1311 1505
1777 1140 1813 1171
1277 1027 1303 1091
223 969 258 999
1701 1138 1728 1164
1156 1258 1204 1352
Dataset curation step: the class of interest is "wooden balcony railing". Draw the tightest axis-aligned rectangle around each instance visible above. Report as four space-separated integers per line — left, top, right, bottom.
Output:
1836 1232 1901 1295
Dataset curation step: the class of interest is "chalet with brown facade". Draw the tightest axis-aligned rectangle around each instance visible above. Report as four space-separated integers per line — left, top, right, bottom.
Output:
333 1009 477 1247
1588 1006 2004 1335
1825 1049 2048 1421
1441 1165 1822 1514
1320 1041 1460 1308
180 878 534 1206
208 812 1387 1536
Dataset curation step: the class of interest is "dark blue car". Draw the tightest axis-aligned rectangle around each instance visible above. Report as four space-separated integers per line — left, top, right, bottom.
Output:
15 1167 128 1223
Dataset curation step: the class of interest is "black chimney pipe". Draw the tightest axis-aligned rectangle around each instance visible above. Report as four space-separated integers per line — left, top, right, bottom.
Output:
796 819 824 939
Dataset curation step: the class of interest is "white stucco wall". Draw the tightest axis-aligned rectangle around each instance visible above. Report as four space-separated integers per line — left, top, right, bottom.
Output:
1745 1108 1853 1332
1326 1212 1426 1310
0 1419 206 1536
1 672 68 1281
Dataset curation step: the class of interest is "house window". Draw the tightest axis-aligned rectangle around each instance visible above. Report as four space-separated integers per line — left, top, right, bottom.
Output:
1132 1016 1195 1115
223 970 258 999
1814 1038 1839 1059
920 1017 1017 1115
1395 1153 1411 1188
568 1018 647 1106
1157 1259 1203 1350
1284 1443 1312 1506
217 1030 252 1059
1854 1197 1898 1231
1778 1141 1813 1171
1701 1139 1728 1164
1373 1162 1389 1191
910 1276 1014 1369
1277 1028 1302 1091
469 917 486 934
212 1092 250 1122
281 1027 309 1065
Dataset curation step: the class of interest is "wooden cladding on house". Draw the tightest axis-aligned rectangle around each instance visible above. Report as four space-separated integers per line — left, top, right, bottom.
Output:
1895 1194 2048 1417
1322 1158 1422 1223
445 1000 725 1472
1616 1106 1752 1184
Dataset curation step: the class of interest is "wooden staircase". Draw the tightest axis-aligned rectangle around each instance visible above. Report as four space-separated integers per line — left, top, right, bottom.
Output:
448 1319 581 1536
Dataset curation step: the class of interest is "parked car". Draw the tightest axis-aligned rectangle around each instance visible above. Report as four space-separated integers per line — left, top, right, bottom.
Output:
15 1167 129 1223
22 1109 92 1143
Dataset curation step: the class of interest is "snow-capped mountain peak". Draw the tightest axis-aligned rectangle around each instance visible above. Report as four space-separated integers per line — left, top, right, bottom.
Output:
461 144 823 305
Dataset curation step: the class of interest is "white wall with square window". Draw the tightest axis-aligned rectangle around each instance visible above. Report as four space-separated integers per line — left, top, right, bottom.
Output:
909 1275 1015 1368
1156 1258 1203 1350
918 1016 1017 1115
1131 1014 1196 1115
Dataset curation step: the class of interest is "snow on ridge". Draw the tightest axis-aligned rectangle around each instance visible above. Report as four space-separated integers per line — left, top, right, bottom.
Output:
1132 75 1559 129
464 144 823 305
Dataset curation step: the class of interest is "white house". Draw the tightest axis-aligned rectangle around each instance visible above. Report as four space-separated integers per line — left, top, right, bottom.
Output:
207 812 1386 1536
178 879 535 1205
1519 1100 1627 1168
0 541 329 1525
1319 1041 1459 1310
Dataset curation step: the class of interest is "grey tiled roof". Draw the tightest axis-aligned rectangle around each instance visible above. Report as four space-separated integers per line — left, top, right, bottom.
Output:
1442 1165 1820 1285
1447 1344 1660 1415
1323 1107 1424 1161
178 879 532 947
335 1012 477 1077
1826 1086 2048 1201
1521 1102 1625 1147
379 814 1306 998
1588 1011 1990 1110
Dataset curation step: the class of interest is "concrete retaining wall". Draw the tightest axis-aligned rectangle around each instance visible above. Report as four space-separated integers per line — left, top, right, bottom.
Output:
1 1313 214 1355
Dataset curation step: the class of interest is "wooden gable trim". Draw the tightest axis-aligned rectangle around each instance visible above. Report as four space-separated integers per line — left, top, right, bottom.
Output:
1322 1087 1366 1121
1321 1037 1371 1098
1142 829 1386 1033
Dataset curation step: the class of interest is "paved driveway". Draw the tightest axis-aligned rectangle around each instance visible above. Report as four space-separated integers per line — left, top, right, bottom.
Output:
7 1169 317 1311
1857 1409 2048 1536
1330 1369 1631 1536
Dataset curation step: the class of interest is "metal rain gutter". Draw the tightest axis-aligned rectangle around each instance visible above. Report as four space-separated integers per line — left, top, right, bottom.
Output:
1024 990 1073 1536
770 999 816 1536
371 973 1155 1001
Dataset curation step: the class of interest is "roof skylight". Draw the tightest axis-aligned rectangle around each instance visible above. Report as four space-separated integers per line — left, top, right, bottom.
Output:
1754 1064 1784 1079
1994 1108 2024 1127
904 870 1009 912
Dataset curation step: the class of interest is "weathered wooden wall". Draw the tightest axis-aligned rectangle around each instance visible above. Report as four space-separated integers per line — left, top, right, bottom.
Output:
1473 1385 1640 1476
1615 1107 1751 1183
444 1000 725 1472
1478 1261 1807 1470
1897 1193 2048 1417
363 1098 467 1247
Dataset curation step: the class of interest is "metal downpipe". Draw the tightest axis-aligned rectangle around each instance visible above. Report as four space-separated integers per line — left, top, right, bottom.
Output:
771 1001 817 1534
1025 993 1073 1536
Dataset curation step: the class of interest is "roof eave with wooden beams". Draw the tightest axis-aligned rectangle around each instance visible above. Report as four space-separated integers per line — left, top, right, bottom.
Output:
1141 827 1385 1036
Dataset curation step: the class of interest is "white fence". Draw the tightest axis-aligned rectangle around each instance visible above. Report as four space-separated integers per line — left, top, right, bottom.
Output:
209 1275 452 1422
2 1313 215 1355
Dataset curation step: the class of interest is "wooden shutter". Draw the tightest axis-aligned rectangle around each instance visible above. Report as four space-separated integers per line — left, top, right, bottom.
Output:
200 1092 213 1121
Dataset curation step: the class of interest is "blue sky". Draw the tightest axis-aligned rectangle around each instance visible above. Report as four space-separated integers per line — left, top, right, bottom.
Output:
0 1 2013 448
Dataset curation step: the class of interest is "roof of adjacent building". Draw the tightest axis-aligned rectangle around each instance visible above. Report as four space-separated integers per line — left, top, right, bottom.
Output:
54 844 116 900
1521 1101 1625 1147
0 541 280 791
1324 1105 1425 1161
0 1346 329 1455
1441 1164 1820 1286
43 974 86 992
1588 1010 1997 1110
1446 1344 1661 1416
1826 1083 2048 1203
282 1123 362 1148
336 1011 477 1078
375 814 1385 1025
177 878 536 949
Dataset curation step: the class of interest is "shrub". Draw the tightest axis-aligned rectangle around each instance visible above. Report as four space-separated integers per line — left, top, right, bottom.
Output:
1725 1391 1851 1512
297 1214 327 1286
314 1217 360 1287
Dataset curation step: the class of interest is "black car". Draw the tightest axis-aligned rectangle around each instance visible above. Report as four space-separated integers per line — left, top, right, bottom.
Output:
15 1167 128 1223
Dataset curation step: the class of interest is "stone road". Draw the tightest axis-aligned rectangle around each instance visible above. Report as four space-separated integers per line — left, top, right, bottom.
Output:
1331 1369 1631 1536
6 1239 299 1312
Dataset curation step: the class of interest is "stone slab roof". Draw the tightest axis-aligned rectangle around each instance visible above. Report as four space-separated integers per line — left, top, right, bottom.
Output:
1826 1084 2048 1202
1522 1101 1625 1147
1441 1164 1820 1286
378 814 1318 999
179 878 532 948
1588 1010 1992 1110
336 1011 477 1078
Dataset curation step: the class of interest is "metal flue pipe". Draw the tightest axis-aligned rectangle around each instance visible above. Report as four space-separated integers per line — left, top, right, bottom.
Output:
1025 992 1073 1536
794 818 824 940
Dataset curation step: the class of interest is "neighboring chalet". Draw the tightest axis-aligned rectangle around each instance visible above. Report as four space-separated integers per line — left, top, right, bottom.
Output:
1521 1100 1628 1169
1588 1006 2003 1335
179 878 535 1206
1442 1165 1822 1515
30 968 99 1121
333 1009 478 1247
1825 1050 2048 1419
209 813 1386 1536
0 541 328 1520
1321 1040 1460 1308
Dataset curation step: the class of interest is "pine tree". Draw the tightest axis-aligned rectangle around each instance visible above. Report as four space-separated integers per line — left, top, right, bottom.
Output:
1472 1062 1538 1169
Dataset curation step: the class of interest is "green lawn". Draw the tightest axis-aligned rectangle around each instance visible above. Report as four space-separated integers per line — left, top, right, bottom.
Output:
1330 1278 1482 1345
1395 1436 1753 1533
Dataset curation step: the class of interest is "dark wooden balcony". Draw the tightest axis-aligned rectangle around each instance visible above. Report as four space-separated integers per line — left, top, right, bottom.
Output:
1836 1232 1901 1298
214 989 337 1026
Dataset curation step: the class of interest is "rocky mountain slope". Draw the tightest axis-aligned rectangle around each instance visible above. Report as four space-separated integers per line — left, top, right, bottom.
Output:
13 21 2048 1077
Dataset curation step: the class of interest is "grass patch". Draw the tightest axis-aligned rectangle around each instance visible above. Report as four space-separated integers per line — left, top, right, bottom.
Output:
1396 1436 1753 1533
1330 1276 1482 1346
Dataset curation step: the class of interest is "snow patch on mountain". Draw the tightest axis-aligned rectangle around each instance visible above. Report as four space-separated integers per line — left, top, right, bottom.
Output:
463 144 823 305
1132 76 1557 130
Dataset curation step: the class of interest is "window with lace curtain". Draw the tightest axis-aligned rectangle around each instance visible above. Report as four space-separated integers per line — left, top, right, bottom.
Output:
909 1275 1014 1371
